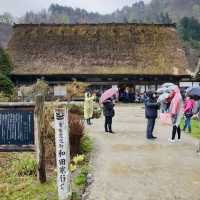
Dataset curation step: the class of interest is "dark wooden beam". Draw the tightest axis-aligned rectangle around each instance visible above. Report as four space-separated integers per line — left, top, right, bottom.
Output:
0 145 35 152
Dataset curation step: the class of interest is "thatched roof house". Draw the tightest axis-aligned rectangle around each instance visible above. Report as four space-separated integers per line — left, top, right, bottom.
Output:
7 23 192 91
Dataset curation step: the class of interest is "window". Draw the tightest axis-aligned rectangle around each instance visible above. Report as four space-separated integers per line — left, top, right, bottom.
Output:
179 82 192 87
193 82 200 87
54 85 67 96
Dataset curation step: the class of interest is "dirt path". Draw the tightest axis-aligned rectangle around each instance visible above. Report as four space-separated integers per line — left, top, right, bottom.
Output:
86 104 200 200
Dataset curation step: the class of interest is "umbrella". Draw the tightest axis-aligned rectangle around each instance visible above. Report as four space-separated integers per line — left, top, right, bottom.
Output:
100 88 119 104
164 85 178 93
157 92 170 103
187 87 200 100
157 83 176 94
186 86 198 94
157 87 168 94
157 85 177 94
161 83 175 88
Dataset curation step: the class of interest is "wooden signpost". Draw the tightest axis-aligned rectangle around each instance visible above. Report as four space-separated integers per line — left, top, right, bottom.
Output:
0 97 47 184
0 102 35 152
0 99 71 191
54 107 71 200
35 95 46 183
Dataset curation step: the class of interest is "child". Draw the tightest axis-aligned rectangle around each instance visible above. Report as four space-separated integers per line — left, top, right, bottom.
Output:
103 98 115 133
183 96 195 133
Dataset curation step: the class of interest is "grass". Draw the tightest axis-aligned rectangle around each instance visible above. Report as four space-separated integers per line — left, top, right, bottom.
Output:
0 153 58 200
180 118 200 139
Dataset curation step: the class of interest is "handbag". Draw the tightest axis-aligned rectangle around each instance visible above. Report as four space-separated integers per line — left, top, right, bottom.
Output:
159 112 172 125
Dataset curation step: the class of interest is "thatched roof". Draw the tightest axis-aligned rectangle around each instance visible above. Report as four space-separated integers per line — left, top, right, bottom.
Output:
194 58 200 80
8 23 190 76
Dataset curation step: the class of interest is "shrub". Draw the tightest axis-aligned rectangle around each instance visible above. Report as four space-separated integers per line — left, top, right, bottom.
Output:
80 135 93 154
69 113 85 137
71 192 81 200
67 80 89 101
43 104 56 166
93 106 102 119
0 92 9 102
0 48 12 76
74 165 89 187
69 113 85 156
0 73 14 96
33 79 49 98
72 154 85 165
11 153 37 176
68 104 84 118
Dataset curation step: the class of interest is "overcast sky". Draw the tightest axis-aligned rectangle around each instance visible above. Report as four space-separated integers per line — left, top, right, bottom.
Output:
0 0 151 17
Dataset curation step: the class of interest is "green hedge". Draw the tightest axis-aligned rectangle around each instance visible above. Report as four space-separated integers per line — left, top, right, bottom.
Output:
0 48 14 97
0 48 12 76
0 73 14 96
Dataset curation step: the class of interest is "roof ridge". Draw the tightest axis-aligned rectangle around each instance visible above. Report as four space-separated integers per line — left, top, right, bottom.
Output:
13 23 176 28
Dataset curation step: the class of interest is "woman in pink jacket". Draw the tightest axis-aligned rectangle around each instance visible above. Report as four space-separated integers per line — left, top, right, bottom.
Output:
183 96 195 133
168 86 183 142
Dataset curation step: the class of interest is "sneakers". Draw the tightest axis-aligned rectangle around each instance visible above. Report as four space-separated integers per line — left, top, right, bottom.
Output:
168 138 181 143
109 131 115 134
147 136 157 140
168 138 176 143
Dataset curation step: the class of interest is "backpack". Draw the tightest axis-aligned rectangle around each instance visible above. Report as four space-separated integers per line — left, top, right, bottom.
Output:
185 108 193 118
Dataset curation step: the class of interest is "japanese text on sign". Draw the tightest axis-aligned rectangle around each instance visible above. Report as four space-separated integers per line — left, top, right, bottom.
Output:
54 108 70 200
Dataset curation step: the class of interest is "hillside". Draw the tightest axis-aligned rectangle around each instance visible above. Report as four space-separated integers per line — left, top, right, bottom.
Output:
18 0 200 24
149 0 200 22
0 23 12 48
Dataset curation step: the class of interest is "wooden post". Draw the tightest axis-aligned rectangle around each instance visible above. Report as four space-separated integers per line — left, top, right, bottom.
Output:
34 94 46 183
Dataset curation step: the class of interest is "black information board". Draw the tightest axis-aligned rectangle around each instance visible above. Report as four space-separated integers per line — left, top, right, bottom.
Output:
0 110 34 145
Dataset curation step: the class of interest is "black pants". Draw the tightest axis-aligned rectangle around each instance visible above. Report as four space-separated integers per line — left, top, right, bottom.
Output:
86 118 91 125
105 116 112 132
172 125 181 140
146 118 156 139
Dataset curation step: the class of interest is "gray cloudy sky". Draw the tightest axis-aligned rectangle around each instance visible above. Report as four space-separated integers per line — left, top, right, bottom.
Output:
0 0 150 17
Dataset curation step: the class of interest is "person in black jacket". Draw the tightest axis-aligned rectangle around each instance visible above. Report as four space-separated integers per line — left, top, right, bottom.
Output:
144 91 160 139
103 98 115 133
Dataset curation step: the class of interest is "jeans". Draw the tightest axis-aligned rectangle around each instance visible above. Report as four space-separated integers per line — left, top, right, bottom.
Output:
146 118 156 138
184 117 192 132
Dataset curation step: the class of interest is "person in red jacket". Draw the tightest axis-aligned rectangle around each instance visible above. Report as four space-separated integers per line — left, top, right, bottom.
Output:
183 96 195 133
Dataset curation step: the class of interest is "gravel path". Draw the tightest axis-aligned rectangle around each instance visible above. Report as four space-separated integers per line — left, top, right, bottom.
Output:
86 104 200 200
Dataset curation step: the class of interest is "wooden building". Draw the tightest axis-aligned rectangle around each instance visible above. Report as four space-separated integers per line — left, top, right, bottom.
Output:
194 59 200 81
7 23 192 96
